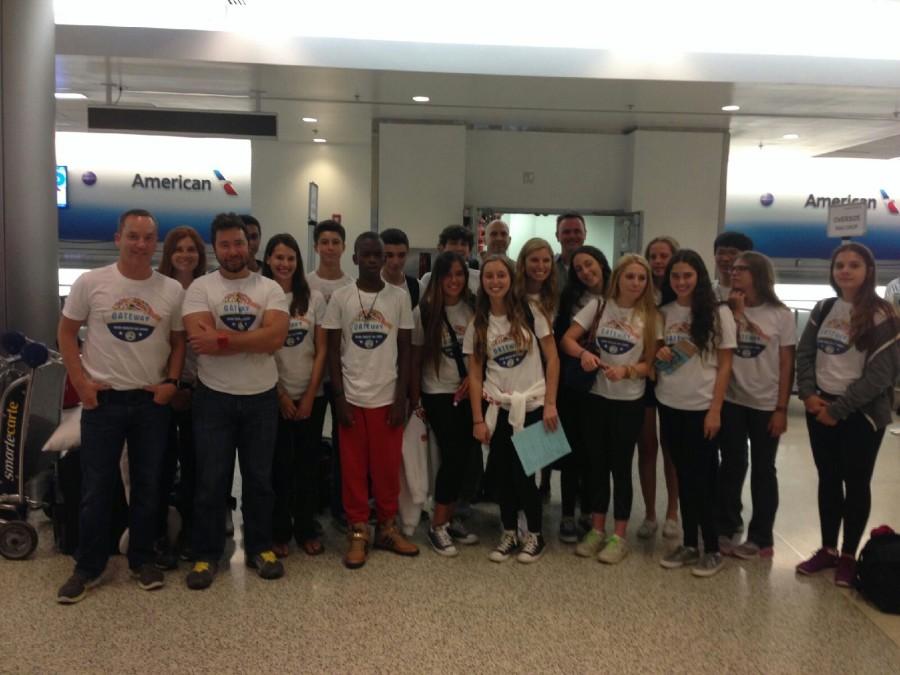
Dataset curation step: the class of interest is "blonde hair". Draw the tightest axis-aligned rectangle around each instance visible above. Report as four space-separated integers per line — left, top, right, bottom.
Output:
608 254 660 368
514 237 558 323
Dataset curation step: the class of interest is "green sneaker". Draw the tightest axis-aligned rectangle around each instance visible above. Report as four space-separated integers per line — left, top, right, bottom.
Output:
597 534 630 564
575 529 606 558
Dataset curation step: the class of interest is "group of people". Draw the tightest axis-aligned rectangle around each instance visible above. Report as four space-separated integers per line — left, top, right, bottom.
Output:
54 208 899 604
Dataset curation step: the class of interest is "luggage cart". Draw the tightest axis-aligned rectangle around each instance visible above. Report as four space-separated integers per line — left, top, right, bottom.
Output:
0 332 66 560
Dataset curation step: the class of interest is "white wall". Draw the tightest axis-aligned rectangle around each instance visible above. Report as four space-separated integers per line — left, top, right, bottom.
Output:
506 214 615 261
465 130 628 211
251 139 371 270
628 129 728 271
378 122 467 248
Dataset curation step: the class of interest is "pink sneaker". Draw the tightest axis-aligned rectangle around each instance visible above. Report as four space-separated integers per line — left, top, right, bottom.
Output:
796 548 839 575
834 555 857 587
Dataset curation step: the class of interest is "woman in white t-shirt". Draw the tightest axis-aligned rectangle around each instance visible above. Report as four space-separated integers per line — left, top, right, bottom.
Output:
156 226 207 564
655 249 736 578
637 236 681 541
263 234 329 558
410 252 478 557
795 242 900 587
561 254 660 564
464 255 560 564
717 252 796 560
554 246 611 543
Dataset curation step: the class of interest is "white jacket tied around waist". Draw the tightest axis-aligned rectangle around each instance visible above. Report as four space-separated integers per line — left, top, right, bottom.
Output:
482 379 546 439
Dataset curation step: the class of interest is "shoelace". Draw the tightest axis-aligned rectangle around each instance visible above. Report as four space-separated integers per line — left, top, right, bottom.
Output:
499 533 518 551
434 527 453 547
522 534 540 554
259 551 277 564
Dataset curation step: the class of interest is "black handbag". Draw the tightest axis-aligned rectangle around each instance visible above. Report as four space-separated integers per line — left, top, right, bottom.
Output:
561 300 604 393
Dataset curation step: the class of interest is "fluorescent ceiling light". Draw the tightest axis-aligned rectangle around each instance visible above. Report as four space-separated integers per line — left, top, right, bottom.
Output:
313 137 327 143
412 95 430 102
301 116 318 123
55 92 87 100
721 104 740 111
782 133 800 140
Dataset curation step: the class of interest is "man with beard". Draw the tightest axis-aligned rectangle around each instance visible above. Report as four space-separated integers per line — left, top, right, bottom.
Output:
181 213 289 589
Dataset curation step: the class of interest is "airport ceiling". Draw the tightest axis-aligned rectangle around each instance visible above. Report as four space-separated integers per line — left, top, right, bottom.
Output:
54 54 900 159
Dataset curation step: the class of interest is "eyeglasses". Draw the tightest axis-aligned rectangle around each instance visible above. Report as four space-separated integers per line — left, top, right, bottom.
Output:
730 265 750 273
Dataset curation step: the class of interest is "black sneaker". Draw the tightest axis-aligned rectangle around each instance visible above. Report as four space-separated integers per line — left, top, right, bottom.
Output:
57 571 100 604
154 545 179 571
488 530 520 563
558 517 578 544
246 550 285 580
130 563 165 591
517 532 547 563
447 517 479 545
186 561 217 590
427 524 459 557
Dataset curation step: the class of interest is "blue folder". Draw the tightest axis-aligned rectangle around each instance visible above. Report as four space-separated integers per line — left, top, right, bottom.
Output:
512 420 572 477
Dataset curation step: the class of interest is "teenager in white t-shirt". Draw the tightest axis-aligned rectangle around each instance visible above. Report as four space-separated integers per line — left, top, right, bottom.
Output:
795 243 900 587
655 250 736 578
323 233 417 569
463 255 560 564
305 220 355 528
263 234 329 558
711 231 754 302
553 245 611 543
717 252 796 560
561 254 661 564
181 214 289 589
637 236 681 541
380 228 422 309
56 209 186 604
419 225 482 297
409 252 479 557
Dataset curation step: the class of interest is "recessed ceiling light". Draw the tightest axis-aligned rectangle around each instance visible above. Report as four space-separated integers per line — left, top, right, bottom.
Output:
313 138 327 143
782 133 800 140
301 117 318 123
55 92 87 100
721 105 740 112
412 95 430 103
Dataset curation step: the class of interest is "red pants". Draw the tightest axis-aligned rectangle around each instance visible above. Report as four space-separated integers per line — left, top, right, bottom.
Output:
338 404 403 525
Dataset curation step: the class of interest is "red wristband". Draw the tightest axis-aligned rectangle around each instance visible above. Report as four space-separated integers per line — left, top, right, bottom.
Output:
217 331 229 351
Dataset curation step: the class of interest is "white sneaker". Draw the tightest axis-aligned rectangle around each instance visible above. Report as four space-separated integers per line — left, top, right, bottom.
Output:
662 518 680 539
428 524 459 558
636 519 658 539
488 530 519 563
597 534 630 564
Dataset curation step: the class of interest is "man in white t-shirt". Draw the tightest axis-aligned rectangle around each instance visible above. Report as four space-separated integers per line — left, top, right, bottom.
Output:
712 231 753 302
56 209 186 604
181 213 289 590
380 228 421 309
323 232 417 569
419 225 481 297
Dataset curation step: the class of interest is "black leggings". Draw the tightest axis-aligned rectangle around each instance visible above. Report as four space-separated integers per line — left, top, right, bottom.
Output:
422 393 478 505
272 396 328 544
717 401 780 547
658 404 719 552
806 410 884 556
582 394 644 521
158 406 194 541
558 386 590 517
490 407 544 533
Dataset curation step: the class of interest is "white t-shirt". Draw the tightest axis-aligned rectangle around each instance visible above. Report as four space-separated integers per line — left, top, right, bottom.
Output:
815 298 868 396
419 268 481 297
411 301 474 394
727 304 796 410
322 282 414 408
306 270 354 303
63 264 185 391
274 290 327 399
462 307 550 412
655 302 737 411
713 281 731 303
574 298 660 401
885 278 900 309
182 271 289 396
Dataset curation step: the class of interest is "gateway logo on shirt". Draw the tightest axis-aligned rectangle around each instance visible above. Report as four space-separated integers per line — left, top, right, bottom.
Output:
735 318 770 358
284 315 310 348
106 298 161 342
817 318 851 355
219 292 260 331
664 321 692 347
490 334 527 369
596 319 640 355
351 310 392 350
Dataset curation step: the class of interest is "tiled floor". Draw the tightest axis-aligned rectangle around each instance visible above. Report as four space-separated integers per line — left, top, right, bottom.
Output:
2 401 898 674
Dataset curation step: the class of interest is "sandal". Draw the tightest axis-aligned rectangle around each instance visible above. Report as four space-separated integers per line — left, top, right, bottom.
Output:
301 538 324 556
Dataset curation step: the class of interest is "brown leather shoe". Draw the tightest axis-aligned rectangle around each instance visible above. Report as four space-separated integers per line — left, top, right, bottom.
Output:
374 518 420 557
343 523 370 569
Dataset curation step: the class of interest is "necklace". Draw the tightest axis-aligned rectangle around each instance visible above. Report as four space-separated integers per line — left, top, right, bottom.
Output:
357 284 381 319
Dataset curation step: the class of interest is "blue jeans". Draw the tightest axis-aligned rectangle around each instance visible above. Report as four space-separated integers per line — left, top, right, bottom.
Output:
76 390 170 577
191 384 278 561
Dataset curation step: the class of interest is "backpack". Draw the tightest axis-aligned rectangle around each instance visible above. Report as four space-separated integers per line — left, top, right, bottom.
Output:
856 529 900 614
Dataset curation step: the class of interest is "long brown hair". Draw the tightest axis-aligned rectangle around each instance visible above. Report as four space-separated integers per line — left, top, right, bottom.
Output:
734 251 786 309
829 242 898 352
644 235 680 289
607 254 660 366
158 226 206 279
420 252 475 378
473 255 531 363
514 237 558 324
